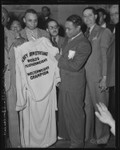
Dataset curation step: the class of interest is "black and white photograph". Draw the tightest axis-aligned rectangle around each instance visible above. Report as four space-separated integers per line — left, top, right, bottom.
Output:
1 0 119 148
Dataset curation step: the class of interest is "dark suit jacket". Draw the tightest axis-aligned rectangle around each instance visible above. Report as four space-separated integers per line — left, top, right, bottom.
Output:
85 24 112 82
106 24 115 33
58 32 91 91
38 16 52 30
51 35 65 50
106 33 115 87
57 36 65 49
116 23 119 88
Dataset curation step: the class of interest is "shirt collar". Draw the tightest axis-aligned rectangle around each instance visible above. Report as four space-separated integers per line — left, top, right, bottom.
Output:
113 27 115 34
25 27 37 33
25 27 38 40
89 24 96 34
52 35 59 42
45 16 49 20
101 23 106 28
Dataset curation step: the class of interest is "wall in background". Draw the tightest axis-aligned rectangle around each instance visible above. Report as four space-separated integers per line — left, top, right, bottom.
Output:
2 4 110 26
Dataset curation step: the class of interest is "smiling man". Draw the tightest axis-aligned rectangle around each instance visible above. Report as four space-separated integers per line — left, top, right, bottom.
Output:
19 9 49 41
110 5 119 25
82 6 112 146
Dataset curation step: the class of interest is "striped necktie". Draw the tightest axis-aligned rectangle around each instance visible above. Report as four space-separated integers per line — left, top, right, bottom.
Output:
86 27 90 38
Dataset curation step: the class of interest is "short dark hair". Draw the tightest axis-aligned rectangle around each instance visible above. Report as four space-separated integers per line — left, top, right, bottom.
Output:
96 8 107 15
8 18 22 30
42 6 50 12
42 6 51 16
10 19 21 26
46 19 59 28
83 7 97 15
66 14 83 27
24 9 38 18
96 8 110 24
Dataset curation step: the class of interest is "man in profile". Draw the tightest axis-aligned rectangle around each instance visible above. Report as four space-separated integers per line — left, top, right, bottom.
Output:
107 4 119 120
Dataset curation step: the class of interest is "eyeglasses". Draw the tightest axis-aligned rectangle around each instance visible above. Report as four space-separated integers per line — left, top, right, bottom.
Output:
48 26 59 30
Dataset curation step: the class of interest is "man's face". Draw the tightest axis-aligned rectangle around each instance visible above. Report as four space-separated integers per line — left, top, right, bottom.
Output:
2 8 9 26
24 13 38 30
110 5 119 24
47 21 59 37
65 21 80 38
42 8 49 17
10 21 22 33
83 9 97 28
98 12 106 25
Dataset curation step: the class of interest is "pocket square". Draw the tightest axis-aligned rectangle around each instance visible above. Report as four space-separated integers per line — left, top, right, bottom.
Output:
68 50 75 59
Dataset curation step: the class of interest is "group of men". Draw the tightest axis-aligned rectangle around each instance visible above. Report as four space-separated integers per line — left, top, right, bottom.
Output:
2 4 119 148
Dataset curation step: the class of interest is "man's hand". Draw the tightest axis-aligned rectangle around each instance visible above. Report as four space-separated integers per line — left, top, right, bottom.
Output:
95 102 114 127
99 76 107 92
56 82 60 87
55 53 61 61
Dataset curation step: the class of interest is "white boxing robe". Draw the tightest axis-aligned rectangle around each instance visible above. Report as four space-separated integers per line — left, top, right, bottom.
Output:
14 37 60 147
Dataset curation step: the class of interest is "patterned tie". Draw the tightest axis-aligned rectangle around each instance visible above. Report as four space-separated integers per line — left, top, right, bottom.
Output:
31 33 37 40
86 27 90 38
52 37 58 47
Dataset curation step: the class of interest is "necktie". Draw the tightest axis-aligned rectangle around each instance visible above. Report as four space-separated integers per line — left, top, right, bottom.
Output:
86 28 90 38
52 37 58 47
52 37 60 53
31 32 37 40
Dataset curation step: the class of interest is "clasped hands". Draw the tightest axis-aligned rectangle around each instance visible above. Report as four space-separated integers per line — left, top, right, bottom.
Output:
99 76 107 92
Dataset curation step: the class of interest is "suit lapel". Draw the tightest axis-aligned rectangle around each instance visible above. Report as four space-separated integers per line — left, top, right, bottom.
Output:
58 36 62 46
61 37 69 54
57 36 64 49
108 33 115 48
37 28 43 38
21 28 40 41
62 33 84 55
110 33 115 44
88 25 100 42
